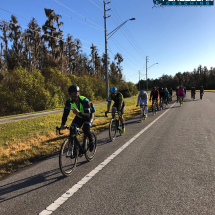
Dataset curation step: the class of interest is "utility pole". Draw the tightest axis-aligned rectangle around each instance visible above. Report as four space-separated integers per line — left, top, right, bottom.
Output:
104 1 111 100
146 56 149 94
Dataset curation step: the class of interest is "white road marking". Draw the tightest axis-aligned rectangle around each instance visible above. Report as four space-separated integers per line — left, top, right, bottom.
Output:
39 102 176 215
207 99 210 101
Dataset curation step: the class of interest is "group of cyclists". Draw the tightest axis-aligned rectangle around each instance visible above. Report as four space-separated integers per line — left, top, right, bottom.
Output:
60 84 205 154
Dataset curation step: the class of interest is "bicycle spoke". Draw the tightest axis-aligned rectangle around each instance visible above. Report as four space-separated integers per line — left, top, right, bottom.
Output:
109 119 117 141
85 130 97 161
59 138 77 176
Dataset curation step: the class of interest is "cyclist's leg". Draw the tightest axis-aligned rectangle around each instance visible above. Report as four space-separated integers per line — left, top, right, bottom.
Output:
119 105 125 125
144 102 148 116
112 104 117 119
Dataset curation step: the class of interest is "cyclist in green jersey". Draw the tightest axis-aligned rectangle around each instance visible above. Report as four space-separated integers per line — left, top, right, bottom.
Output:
60 85 94 153
105 87 125 135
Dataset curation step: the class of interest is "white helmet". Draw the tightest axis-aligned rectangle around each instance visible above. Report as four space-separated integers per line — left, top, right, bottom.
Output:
140 90 144 95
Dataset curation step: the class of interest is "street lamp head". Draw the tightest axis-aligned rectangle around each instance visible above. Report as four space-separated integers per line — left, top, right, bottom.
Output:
130 18 136 21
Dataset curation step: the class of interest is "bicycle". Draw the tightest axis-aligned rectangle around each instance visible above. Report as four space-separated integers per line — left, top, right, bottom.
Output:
56 124 97 176
151 99 158 115
200 93 203 100
159 98 164 110
137 104 146 122
178 95 183 106
191 93 195 100
105 111 122 141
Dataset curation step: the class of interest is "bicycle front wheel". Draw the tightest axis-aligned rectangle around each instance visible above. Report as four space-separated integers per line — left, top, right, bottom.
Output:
85 130 97 161
59 138 78 177
109 119 117 141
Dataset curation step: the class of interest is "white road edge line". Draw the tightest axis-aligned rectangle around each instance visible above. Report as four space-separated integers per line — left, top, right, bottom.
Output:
39 102 176 215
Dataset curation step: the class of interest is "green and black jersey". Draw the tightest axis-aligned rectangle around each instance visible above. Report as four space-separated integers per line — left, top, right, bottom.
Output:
108 92 125 110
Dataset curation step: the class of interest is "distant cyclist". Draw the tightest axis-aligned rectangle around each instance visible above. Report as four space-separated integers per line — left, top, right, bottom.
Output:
191 87 196 99
136 90 148 118
200 86 204 99
177 86 184 104
176 86 179 102
105 87 125 134
164 88 170 104
169 87 173 97
150 87 159 110
159 87 164 108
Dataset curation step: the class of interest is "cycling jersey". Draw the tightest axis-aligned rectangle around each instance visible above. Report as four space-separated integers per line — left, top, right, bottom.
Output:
137 93 148 105
164 91 169 98
177 88 184 96
108 92 125 114
62 96 93 125
159 90 164 98
61 95 94 143
150 90 159 100
200 88 204 93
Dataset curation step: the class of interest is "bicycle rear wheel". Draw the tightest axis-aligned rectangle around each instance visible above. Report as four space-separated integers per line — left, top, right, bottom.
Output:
85 130 97 161
109 119 117 141
59 138 78 176
140 107 144 122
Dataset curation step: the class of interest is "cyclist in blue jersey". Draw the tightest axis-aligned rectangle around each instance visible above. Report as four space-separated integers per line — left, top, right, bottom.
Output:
60 85 94 153
105 87 125 134
136 90 148 118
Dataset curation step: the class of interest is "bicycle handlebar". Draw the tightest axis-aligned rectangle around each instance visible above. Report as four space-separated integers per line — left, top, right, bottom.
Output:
56 125 83 136
105 111 121 117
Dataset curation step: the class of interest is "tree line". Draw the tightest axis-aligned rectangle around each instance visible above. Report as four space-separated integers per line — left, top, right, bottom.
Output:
0 9 124 80
0 9 138 117
137 65 215 91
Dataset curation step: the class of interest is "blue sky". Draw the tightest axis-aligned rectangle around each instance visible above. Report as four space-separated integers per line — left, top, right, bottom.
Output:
1 0 215 84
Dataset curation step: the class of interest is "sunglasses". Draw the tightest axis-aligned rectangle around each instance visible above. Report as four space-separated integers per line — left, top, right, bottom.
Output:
69 92 79 96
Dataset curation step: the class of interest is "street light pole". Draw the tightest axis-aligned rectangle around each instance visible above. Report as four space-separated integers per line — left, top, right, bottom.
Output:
146 61 158 94
103 5 135 100
104 2 111 100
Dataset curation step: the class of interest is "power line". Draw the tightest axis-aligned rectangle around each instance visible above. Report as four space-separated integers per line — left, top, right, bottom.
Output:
53 0 104 30
108 44 137 72
0 8 105 49
110 2 148 56
108 4 146 59
110 16 146 59
0 18 105 54
34 0 104 31
111 38 145 66
89 0 104 11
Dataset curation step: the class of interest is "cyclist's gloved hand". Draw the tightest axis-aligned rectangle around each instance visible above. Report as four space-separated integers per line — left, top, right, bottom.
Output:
60 125 67 130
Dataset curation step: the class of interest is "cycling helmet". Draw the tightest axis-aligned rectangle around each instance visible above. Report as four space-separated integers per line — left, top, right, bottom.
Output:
176 86 179 89
110 87 117 93
68 85 80 94
201 86 203 88
160 87 163 91
180 86 183 88
140 90 144 95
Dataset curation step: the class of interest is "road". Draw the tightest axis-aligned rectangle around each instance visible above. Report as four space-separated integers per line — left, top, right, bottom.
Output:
0 97 136 125
0 92 215 215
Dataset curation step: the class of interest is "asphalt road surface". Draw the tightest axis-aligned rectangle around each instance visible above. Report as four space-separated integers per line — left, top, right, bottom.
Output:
1 92 215 215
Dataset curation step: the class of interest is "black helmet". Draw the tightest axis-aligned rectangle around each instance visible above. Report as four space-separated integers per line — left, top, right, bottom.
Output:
68 85 80 94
